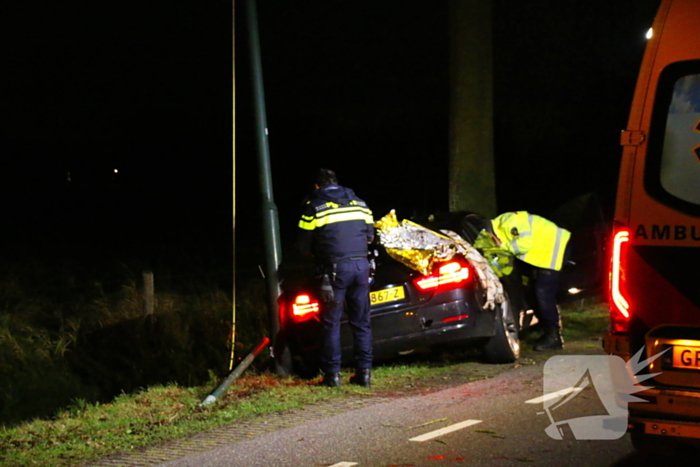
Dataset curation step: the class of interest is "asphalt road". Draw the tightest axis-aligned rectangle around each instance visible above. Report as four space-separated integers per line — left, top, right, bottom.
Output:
155 348 693 467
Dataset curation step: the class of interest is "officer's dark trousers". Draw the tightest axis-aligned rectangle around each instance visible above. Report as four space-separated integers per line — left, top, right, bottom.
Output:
319 257 373 374
532 243 571 330
533 267 562 330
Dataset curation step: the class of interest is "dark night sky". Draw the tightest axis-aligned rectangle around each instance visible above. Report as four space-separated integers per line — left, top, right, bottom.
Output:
238 0 661 267
3 1 662 276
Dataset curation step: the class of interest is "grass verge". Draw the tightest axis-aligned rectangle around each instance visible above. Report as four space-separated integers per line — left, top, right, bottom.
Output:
0 297 610 466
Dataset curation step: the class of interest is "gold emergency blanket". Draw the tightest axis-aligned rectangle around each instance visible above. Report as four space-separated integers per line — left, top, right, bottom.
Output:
374 210 504 310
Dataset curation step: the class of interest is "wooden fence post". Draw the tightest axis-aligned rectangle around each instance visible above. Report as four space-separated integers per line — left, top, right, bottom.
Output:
143 271 154 316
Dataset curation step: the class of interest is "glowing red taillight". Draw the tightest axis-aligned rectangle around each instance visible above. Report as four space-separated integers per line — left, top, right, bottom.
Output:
292 294 320 321
415 261 470 291
609 227 630 332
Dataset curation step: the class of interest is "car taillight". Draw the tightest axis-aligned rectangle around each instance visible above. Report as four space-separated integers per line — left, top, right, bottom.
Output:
292 293 320 322
415 261 470 291
609 227 630 333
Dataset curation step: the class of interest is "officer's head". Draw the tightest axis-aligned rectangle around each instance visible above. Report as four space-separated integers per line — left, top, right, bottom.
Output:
315 168 338 188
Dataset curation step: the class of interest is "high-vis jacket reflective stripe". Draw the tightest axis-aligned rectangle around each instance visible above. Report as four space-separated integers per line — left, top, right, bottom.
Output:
297 185 374 263
508 214 533 256
298 204 373 230
491 211 571 271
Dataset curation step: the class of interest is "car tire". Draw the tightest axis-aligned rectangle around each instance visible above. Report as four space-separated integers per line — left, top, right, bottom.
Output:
273 331 294 377
499 264 528 325
292 352 320 379
482 292 520 363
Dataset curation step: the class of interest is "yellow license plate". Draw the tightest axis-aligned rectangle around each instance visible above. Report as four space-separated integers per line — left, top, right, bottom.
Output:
370 286 405 305
672 345 700 370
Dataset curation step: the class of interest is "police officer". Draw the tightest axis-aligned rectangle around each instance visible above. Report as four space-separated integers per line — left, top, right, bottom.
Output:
486 211 571 351
297 168 375 387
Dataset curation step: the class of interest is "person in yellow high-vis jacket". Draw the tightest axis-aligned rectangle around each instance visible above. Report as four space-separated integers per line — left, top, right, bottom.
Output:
486 211 571 351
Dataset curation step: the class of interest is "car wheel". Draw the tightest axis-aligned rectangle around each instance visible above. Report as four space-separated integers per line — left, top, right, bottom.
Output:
499 264 528 327
273 331 294 377
279 329 320 379
292 352 320 379
274 344 294 377
482 292 520 363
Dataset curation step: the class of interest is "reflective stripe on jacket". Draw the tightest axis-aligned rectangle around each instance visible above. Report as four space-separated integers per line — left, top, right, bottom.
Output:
490 211 571 271
297 185 374 263
298 200 372 230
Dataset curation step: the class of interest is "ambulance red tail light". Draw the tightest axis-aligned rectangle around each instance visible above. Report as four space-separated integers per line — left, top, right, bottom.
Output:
610 227 631 333
291 293 320 322
415 261 470 291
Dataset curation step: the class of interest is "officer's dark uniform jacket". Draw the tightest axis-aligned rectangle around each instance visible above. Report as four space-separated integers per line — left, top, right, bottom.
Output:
297 185 374 264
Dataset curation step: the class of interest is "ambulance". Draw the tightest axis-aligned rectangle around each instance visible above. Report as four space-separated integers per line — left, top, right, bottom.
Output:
603 0 700 448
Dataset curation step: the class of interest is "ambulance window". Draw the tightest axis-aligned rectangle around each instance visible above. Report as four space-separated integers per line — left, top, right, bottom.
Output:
646 60 700 216
660 73 700 205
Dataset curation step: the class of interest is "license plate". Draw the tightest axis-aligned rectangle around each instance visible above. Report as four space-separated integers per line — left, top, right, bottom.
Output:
670 344 700 370
370 286 405 305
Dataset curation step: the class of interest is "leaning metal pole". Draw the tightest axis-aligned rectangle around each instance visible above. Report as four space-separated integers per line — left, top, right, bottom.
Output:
199 337 271 407
245 0 283 373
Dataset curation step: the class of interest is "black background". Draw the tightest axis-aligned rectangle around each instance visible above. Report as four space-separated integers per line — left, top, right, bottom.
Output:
4 0 662 276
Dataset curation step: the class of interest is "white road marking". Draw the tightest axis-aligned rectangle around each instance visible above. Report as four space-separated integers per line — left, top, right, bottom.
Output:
408 419 482 442
525 386 583 404
328 463 358 467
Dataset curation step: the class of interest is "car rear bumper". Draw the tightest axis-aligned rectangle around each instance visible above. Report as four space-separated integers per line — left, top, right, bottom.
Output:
285 297 498 364
370 305 497 354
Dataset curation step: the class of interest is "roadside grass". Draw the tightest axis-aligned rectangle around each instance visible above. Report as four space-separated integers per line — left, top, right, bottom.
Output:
0 296 611 467
560 296 610 343
0 361 514 467
0 365 496 467
0 376 332 467
0 270 271 427
514 297 610 362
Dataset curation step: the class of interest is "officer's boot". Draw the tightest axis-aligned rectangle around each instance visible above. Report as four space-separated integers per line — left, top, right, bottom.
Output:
350 368 371 388
318 372 341 387
533 326 564 351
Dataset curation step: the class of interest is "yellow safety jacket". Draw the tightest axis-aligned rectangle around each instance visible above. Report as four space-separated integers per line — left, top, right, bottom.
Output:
490 211 571 271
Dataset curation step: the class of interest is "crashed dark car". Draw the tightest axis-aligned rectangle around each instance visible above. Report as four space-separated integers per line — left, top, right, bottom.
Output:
277 211 524 377
277 199 607 377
